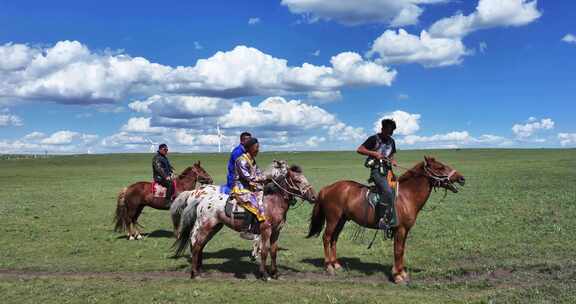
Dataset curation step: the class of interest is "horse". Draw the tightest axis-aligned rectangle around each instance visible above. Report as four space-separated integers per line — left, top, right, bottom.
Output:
173 161 317 280
114 161 213 240
307 156 465 284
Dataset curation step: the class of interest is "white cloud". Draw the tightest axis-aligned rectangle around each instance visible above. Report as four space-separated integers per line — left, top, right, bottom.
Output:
0 130 100 153
219 96 336 130
281 0 448 26
128 95 232 118
429 0 542 38
400 131 471 145
512 118 554 138
305 136 326 147
558 133 576 146
194 41 203 50
562 34 576 44
0 41 395 105
479 41 488 53
374 110 421 135
248 17 261 25
0 113 23 127
367 29 468 67
312 50 320 57
121 117 166 134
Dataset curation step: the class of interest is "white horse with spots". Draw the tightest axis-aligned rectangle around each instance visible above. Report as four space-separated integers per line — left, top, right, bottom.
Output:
172 161 317 280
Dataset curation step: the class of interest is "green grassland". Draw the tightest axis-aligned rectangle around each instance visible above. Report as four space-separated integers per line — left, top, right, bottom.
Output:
1 149 575 303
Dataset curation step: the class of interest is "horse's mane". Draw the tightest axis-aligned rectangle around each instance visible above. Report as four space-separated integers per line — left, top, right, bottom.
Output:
178 166 194 179
397 161 425 183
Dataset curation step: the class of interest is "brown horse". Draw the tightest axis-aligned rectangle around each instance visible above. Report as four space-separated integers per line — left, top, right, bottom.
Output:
307 156 465 283
114 161 213 240
174 162 317 280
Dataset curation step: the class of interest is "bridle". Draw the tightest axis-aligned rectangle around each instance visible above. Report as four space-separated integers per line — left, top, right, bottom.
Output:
271 171 312 203
422 160 457 189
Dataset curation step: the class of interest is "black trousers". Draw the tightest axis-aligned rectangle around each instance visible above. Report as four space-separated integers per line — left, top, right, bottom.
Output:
370 168 394 221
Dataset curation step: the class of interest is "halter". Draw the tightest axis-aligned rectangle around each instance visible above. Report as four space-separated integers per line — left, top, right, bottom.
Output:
271 172 312 203
422 159 457 189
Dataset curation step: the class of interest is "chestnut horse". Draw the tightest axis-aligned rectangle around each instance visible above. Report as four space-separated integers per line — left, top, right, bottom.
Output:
174 162 317 280
114 161 213 240
307 156 465 283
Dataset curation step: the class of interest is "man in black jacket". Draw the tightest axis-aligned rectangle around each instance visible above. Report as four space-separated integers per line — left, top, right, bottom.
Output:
152 143 174 205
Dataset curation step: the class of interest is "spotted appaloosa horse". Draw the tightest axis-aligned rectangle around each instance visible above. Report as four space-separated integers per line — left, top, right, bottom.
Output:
307 156 465 283
174 161 317 280
114 161 213 240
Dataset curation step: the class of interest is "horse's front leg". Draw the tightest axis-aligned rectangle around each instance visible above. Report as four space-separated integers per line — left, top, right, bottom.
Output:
259 223 272 281
392 226 410 284
269 230 280 279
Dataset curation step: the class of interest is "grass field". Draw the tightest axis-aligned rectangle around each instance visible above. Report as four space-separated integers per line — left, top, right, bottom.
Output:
1 149 575 303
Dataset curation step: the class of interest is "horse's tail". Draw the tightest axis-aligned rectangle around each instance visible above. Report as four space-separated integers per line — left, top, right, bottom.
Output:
173 200 199 257
113 187 128 233
307 189 326 238
170 191 193 235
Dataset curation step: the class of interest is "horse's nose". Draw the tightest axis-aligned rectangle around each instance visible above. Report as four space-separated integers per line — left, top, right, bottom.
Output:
458 176 466 186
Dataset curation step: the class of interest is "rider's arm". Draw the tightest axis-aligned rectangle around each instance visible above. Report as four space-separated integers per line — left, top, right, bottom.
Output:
357 135 382 159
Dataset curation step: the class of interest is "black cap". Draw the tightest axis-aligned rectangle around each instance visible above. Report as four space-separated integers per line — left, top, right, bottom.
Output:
158 143 168 150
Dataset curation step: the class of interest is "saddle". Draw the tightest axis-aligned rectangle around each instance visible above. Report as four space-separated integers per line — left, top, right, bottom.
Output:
152 181 176 200
224 197 260 233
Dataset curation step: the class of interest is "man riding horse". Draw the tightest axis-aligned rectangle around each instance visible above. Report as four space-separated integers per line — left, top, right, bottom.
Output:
223 131 252 194
356 118 398 232
152 143 175 206
231 137 269 235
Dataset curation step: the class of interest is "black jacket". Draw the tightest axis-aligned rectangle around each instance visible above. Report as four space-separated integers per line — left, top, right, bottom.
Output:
152 152 173 182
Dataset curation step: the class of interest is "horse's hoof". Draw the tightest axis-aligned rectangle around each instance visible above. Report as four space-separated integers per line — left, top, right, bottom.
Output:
128 235 135 241
326 265 335 276
261 275 271 282
136 234 143 240
333 263 343 271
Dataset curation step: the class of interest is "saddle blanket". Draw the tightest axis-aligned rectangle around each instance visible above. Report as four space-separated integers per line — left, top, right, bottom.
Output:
152 181 175 199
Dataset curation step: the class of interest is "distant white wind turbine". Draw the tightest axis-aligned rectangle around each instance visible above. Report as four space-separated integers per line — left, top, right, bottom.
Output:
216 123 223 153
146 138 158 153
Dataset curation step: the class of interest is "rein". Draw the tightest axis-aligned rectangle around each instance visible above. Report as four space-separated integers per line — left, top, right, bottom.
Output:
271 176 309 202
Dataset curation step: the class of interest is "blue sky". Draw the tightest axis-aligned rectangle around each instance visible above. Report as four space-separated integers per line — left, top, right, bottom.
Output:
0 0 574 153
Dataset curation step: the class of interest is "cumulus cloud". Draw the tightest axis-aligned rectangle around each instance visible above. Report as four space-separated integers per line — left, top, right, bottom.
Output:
0 41 395 105
562 34 576 45
367 29 468 67
219 96 336 130
121 117 166 134
0 130 98 154
429 0 542 38
374 110 421 135
400 131 471 145
281 0 448 26
367 0 540 67
512 117 554 138
129 95 232 118
558 133 576 146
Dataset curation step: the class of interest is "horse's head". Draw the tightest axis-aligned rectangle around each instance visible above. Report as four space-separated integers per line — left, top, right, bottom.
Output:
264 160 317 203
179 161 213 185
191 161 213 184
285 165 317 203
423 156 465 193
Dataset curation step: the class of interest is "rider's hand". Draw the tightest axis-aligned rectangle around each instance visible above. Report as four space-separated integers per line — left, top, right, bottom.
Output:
373 152 384 160
166 175 172 181
391 159 398 166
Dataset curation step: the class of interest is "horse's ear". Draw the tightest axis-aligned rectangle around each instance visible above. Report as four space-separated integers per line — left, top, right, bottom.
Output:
194 160 200 166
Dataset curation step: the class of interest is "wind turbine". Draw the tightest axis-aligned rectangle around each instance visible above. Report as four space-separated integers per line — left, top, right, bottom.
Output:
145 138 157 153
216 123 223 153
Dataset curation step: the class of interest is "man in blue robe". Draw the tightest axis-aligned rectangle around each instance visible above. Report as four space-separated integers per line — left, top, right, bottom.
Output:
222 131 251 194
